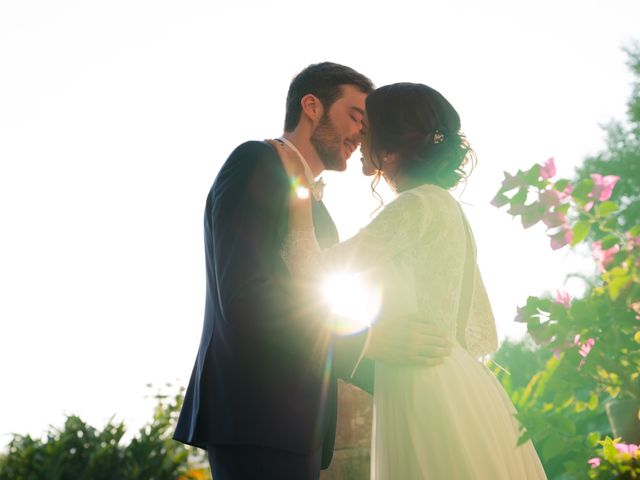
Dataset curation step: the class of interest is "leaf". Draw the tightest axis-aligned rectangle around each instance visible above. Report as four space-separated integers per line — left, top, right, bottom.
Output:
595 201 619 217
602 216 619 231
634 331 640 344
521 203 546 228
542 435 567 461
571 178 595 204
602 437 619 460
554 179 571 192
516 429 533 446
630 225 640 237
607 272 632 301
607 385 621 398
511 188 528 206
599 234 620 250
553 389 573 408
555 416 577 436
575 401 587 413
587 432 601 447
524 164 543 185
571 221 591 246
491 192 510 207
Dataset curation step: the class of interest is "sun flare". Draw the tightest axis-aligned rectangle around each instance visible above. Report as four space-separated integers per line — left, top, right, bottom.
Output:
321 272 382 335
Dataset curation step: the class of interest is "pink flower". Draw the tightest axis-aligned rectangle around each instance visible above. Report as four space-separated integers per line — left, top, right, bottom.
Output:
578 338 595 358
625 232 640 250
542 211 568 228
550 228 573 250
554 290 572 308
592 241 620 272
539 189 562 207
589 174 620 202
588 457 601 468
540 157 556 179
614 443 639 455
558 183 573 201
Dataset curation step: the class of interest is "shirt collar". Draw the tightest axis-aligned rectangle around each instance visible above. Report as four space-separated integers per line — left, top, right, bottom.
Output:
277 137 319 186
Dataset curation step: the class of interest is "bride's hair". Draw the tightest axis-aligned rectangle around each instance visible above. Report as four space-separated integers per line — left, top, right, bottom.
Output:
366 82 476 194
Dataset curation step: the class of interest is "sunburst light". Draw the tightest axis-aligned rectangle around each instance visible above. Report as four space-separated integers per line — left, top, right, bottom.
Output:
321 272 382 336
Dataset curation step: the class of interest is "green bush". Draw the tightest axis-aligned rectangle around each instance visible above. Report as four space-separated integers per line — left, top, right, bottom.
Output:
491 156 639 479
491 43 640 480
0 385 208 480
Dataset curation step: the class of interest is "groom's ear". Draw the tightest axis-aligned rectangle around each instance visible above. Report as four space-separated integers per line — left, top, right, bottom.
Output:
300 94 324 125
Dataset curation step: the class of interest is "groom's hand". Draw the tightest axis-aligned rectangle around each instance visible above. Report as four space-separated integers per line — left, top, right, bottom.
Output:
365 318 452 366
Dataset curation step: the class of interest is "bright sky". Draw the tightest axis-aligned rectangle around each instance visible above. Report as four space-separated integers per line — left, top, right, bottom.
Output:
1 0 638 449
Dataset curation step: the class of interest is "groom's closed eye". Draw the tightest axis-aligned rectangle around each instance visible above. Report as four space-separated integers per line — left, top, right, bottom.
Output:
350 107 365 123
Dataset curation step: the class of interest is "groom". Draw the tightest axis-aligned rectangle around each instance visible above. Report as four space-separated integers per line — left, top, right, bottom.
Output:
173 62 451 479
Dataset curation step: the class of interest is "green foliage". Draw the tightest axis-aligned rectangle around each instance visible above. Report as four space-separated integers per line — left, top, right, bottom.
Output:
588 438 640 479
574 43 640 238
493 154 640 477
0 385 209 480
490 337 548 395
491 56 640 475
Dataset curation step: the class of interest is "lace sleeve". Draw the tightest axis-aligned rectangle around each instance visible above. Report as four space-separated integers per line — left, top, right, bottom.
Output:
280 229 323 278
281 190 430 277
321 191 429 273
465 265 499 359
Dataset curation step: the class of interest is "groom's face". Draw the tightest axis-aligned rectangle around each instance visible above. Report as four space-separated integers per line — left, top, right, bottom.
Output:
310 85 367 172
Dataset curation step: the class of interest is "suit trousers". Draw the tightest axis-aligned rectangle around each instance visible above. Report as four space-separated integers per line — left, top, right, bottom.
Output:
207 444 322 480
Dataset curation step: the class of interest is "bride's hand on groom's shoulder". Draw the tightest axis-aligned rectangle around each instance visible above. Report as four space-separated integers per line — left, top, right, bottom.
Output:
365 319 453 367
266 139 308 187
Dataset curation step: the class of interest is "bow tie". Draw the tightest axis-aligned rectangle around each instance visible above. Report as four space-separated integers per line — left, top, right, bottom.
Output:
309 177 325 201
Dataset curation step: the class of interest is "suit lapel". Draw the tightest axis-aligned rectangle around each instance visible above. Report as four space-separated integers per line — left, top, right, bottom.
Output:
312 199 339 248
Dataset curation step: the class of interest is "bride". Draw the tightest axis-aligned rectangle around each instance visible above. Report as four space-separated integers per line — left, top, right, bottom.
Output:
270 82 547 479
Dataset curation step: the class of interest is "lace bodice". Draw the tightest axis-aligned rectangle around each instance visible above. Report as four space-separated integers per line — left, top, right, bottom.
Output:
281 184 498 359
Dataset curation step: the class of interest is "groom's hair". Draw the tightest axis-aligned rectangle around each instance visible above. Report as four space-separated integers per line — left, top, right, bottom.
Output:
284 62 374 132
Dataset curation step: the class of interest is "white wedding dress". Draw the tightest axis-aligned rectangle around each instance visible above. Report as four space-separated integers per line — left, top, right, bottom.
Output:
282 183 547 479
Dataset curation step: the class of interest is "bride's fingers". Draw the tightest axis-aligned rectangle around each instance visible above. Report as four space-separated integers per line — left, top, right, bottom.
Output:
410 322 453 345
413 322 449 339
420 357 446 367
416 334 452 348
416 345 452 358
403 340 445 359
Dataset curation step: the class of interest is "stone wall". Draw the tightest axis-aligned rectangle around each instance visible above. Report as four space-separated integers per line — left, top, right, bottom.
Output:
320 380 373 480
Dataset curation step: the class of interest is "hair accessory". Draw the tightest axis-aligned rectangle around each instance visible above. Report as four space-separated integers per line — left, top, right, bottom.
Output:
433 131 445 144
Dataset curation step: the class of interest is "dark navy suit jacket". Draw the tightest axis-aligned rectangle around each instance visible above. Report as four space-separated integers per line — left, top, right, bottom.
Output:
173 141 374 469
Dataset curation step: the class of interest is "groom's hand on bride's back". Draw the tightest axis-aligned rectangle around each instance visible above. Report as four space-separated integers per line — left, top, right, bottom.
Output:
365 318 452 366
